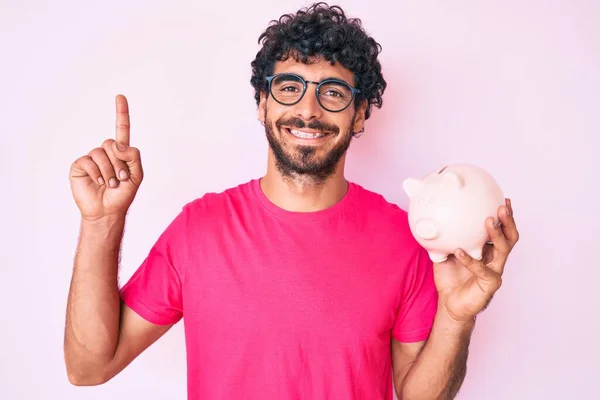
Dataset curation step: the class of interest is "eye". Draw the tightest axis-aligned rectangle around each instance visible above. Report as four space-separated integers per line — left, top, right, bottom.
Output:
322 89 344 98
280 85 300 92
418 197 436 205
319 82 351 99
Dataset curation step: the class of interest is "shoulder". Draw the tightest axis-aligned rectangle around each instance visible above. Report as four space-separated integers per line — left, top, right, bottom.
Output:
178 179 255 222
349 182 410 227
349 182 421 248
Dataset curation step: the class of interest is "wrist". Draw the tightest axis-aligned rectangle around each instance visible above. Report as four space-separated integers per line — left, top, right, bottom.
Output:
79 214 126 249
436 302 476 336
81 213 127 229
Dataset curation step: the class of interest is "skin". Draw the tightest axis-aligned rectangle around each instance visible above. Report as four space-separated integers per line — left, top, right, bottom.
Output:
257 56 366 211
64 55 520 399
65 96 173 385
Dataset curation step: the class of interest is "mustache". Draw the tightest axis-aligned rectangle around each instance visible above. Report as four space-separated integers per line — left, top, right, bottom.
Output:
275 117 340 135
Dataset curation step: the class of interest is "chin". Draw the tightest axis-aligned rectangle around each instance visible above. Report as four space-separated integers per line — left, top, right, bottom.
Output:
269 132 350 181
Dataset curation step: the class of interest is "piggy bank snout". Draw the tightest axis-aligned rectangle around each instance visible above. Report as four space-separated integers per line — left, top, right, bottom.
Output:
415 220 440 240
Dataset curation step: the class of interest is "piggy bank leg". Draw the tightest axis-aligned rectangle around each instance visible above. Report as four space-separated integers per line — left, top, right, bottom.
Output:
467 248 483 261
429 252 448 263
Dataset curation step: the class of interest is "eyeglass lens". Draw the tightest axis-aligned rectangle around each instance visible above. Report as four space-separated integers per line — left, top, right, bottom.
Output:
270 74 353 111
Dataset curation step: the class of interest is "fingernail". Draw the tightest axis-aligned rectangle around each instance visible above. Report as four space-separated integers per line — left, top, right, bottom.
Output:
457 249 465 257
98 177 105 185
116 142 126 151
109 177 118 188
119 169 128 180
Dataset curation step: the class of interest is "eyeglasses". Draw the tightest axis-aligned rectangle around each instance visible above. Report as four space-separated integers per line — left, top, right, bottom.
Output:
265 73 361 113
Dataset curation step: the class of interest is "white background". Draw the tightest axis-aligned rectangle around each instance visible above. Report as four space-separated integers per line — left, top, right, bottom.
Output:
1 0 598 399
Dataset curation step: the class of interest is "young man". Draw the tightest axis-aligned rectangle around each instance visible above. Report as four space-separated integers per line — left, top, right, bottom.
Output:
64 3 519 399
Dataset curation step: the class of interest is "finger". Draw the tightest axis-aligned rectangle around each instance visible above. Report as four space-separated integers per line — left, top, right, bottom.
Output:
88 147 119 188
71 156 104 185
112 141 144 184
454 248 501 290
486 215 510 253
484 216 510 275
499 198 519 247
102 139 129 181
115 94 130 146
481 242 495 266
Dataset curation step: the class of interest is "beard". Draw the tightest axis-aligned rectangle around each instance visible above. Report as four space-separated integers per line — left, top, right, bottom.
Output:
264 108 356 185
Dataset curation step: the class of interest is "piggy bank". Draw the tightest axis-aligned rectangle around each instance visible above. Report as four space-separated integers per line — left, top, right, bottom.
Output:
402 163 504 263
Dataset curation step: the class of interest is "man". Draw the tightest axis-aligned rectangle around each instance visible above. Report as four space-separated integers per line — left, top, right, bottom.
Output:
64 3 519 399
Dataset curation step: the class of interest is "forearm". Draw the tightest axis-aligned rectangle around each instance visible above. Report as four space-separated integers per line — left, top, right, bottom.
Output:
64 215 125 383
400 305 476 400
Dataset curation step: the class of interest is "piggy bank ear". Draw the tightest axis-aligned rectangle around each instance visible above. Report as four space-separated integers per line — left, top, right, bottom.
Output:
440 171 464 189
402 178 423 198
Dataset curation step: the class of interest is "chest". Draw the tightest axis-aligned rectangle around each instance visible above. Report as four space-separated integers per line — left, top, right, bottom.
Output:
182 229 403 348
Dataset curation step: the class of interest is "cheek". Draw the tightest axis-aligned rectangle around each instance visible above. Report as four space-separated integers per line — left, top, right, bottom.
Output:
265 104 287 125
341 112 358 129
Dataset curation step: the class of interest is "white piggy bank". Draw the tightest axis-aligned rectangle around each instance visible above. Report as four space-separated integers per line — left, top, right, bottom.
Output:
402 163 505 263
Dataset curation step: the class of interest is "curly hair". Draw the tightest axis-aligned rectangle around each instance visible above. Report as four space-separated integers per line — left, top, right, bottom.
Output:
250 2 386 121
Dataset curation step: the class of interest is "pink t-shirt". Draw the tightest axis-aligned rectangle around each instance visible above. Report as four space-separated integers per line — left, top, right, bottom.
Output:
120 179 438 399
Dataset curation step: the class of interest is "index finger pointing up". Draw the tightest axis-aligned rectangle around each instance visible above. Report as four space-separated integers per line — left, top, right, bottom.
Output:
115 94 130 146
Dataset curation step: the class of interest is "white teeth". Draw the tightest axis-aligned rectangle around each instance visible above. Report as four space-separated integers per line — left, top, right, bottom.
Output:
289 129 326 139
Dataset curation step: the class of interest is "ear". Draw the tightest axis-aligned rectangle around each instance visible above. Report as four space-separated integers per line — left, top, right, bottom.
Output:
257 91 267 125
352 100 368 134
402 178 423 198
440 171 464 189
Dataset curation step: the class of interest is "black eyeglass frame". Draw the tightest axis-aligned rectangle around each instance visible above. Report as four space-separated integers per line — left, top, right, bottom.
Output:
265 73 361 113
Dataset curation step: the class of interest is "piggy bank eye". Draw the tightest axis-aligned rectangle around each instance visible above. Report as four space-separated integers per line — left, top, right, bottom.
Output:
418 197 436 205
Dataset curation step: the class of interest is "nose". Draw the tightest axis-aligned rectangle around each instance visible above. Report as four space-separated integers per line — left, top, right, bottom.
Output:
294 84 323 121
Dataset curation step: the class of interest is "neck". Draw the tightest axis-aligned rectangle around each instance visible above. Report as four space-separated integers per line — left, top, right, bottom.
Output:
260 153 349 213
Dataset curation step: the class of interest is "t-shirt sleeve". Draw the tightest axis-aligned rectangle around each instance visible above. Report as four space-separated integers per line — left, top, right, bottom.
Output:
119 207 190 326
392 244 439 342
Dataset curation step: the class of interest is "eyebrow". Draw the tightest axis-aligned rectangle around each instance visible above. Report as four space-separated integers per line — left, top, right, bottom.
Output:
280 73 352 86
319 76 345 82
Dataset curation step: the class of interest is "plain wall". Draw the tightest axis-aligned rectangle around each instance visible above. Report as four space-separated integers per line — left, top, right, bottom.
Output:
1 0 598 399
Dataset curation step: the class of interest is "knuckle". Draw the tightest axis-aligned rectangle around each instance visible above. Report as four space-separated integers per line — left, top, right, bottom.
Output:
70 160 81 172
477 262 487 273
78 160 98 175
102 138 115 148
75 155 91 165
88 147 104 158
130 147 141 160
494 274 503 288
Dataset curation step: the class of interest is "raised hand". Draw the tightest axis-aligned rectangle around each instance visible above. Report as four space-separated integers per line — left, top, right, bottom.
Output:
433 198 519 323
69 95 144 222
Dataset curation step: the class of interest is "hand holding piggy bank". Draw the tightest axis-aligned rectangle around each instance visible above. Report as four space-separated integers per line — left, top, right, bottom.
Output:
403 163 505 263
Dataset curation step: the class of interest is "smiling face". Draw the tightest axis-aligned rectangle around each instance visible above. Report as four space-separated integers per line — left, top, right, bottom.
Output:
258 56 366 184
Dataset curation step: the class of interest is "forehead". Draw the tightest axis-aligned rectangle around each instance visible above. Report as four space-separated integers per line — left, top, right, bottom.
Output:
272 56 355 84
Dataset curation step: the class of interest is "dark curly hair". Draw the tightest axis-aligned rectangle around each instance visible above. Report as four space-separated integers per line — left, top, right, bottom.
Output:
250 2 386 121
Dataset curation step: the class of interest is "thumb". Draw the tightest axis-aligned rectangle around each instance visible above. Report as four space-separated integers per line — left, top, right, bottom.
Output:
112 141 144 182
